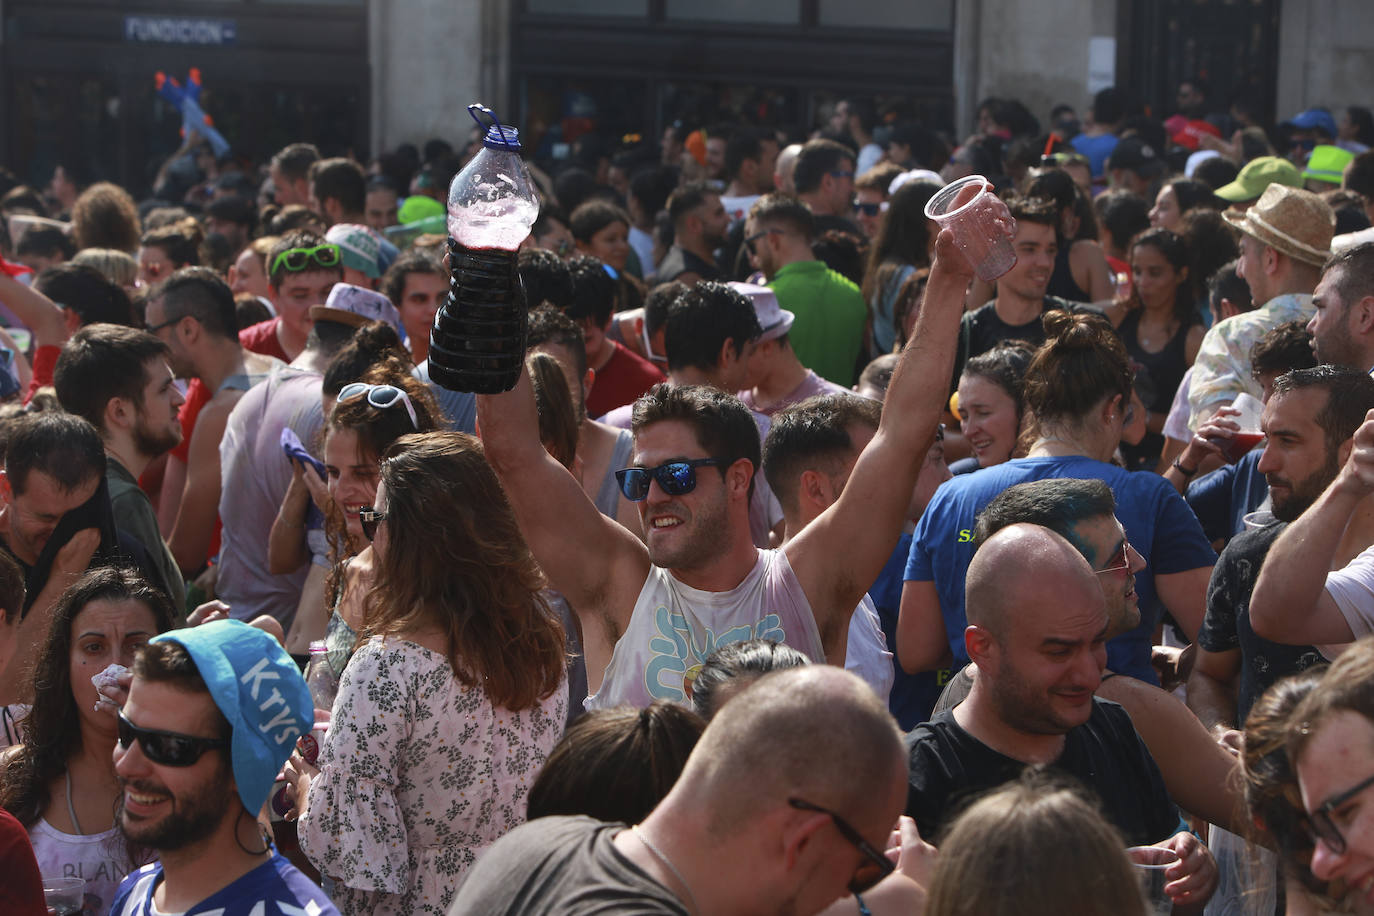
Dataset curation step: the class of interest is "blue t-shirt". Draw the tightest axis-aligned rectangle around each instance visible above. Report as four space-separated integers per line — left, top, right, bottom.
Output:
869 533 949 730
1070 132 1120 178
109 853 340 916
904 455 1217 683
1184 450 1267 543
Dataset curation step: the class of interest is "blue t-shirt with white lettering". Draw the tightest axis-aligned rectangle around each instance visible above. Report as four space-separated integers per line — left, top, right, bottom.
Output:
108 852 339 916
904 455 1216 683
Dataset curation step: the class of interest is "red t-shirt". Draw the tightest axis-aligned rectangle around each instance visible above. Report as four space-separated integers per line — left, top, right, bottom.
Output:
239 317 291 362
0 808 46 915
585 340 666 418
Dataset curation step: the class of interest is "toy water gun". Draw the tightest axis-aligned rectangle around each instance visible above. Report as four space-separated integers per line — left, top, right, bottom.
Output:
155 68 231 158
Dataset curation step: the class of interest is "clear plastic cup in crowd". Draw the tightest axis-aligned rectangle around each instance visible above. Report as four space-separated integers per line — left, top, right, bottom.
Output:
1127 845 1179 915
42 875 85 916
1243 509 1277 530
923 174 1017 282
1218 392 1266 463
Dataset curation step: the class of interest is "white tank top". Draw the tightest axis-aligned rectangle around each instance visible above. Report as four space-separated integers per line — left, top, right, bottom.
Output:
586 548 826 710
28 818 133 915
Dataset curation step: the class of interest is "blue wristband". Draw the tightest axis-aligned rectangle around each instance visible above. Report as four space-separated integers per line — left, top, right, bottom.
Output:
856 893 871 916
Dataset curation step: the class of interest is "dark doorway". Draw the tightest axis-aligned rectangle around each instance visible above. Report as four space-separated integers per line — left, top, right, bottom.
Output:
1120 0 1281 125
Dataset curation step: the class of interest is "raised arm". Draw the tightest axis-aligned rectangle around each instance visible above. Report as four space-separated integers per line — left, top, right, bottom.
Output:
787 219 988 636
1249 414 1374 644
477 362 650 635
0 268 68 348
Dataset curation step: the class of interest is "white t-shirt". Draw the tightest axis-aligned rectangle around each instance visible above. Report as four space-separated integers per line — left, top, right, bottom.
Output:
29 818 135 915
846 595 894 703
587 548 826 709
1322 542 1374 653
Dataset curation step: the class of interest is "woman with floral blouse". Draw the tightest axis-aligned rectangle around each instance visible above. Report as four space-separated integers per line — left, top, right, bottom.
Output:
289 431 568 915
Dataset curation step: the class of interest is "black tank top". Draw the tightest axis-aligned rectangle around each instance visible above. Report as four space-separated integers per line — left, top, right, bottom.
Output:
1119 308 1194 471
1047 242 1092 303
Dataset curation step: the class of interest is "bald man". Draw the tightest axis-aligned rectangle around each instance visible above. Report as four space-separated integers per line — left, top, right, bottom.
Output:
906 524 1218 910
929 478 1245 833
451 666 915 916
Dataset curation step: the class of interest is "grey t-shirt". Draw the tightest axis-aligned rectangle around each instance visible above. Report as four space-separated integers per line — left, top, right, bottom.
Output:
448 816 687 915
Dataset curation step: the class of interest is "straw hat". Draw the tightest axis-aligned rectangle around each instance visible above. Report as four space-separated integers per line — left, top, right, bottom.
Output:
1222 184 1335 267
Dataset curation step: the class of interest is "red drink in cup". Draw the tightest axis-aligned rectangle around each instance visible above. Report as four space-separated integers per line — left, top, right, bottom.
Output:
924 175 1017 282
1220 430 1265 463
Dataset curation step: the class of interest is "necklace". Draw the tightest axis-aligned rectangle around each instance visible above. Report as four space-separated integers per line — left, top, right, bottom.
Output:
634 825 700 915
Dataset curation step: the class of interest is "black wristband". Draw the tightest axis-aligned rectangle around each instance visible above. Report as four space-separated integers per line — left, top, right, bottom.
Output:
1172 457 1198 477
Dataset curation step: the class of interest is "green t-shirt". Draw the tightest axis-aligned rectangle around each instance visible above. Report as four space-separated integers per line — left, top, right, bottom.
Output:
767 260 868 386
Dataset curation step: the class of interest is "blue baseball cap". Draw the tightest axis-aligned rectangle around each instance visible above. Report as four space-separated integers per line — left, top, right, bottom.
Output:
151 620 312 815
1288 108 1338 139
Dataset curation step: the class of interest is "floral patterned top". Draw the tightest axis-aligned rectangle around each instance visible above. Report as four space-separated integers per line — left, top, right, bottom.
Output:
298 636 567 916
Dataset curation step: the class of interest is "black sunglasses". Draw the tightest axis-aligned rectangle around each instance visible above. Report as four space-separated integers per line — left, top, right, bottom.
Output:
789 797 895 893
853 200 882 217
1308 770 1374 855
615 458 725 502
359 505 388 541
744 228 782 256
117 712 227 767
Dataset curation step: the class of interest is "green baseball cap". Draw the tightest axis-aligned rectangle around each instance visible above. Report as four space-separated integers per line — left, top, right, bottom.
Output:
1303 145 1355 185
1214 156 1303 203
397 195 445 225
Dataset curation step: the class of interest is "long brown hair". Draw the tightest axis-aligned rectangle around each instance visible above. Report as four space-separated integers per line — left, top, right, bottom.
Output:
321 365 441 602
0 567 174 828
364 431 565 710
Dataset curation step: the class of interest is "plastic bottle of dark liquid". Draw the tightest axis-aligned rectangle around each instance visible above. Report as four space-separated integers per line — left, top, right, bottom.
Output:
427 105 539 393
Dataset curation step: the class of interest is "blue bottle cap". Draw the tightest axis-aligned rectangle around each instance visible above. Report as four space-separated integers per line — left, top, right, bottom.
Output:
483 125 521 151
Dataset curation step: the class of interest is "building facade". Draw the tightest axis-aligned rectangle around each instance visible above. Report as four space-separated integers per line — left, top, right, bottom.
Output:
4 0 1374 192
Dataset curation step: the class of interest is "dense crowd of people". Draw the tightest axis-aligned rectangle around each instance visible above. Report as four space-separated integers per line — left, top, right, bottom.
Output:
1 78 1374 915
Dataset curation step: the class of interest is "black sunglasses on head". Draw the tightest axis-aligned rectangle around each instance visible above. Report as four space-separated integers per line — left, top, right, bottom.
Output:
615 458 726 502
789 797 895 893
117 712 227 767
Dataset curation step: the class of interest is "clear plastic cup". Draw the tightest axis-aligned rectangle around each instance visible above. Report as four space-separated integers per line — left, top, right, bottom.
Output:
924 175 1017 282
42 876 85 916
1127 845 1178 915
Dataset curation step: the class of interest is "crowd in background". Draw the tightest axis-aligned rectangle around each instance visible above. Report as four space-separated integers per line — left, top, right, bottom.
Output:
0 77 1373 916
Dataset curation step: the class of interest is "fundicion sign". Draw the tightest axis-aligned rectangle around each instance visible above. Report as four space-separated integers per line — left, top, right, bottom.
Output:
123 16 238 45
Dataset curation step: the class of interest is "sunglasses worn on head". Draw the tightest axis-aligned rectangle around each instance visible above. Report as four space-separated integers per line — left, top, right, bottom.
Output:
1307 770 1374 855
788 797 895 893
270 244 341 276
615 458 725 502
117 712 227 767
359 505 388 541
338 382 419 430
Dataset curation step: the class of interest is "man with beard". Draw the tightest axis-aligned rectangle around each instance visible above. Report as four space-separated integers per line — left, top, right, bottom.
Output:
478 212 988 710
906 525 1218 910
54 324 187 610
1189 366 1374 745
926 479 1245 833
145 268 280 578
1305 242 1374 372
109 620 336 915
656 182 728 286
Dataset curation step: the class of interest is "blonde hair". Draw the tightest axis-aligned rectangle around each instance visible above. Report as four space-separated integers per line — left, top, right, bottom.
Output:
71 248 138 288
925 774 1146 916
